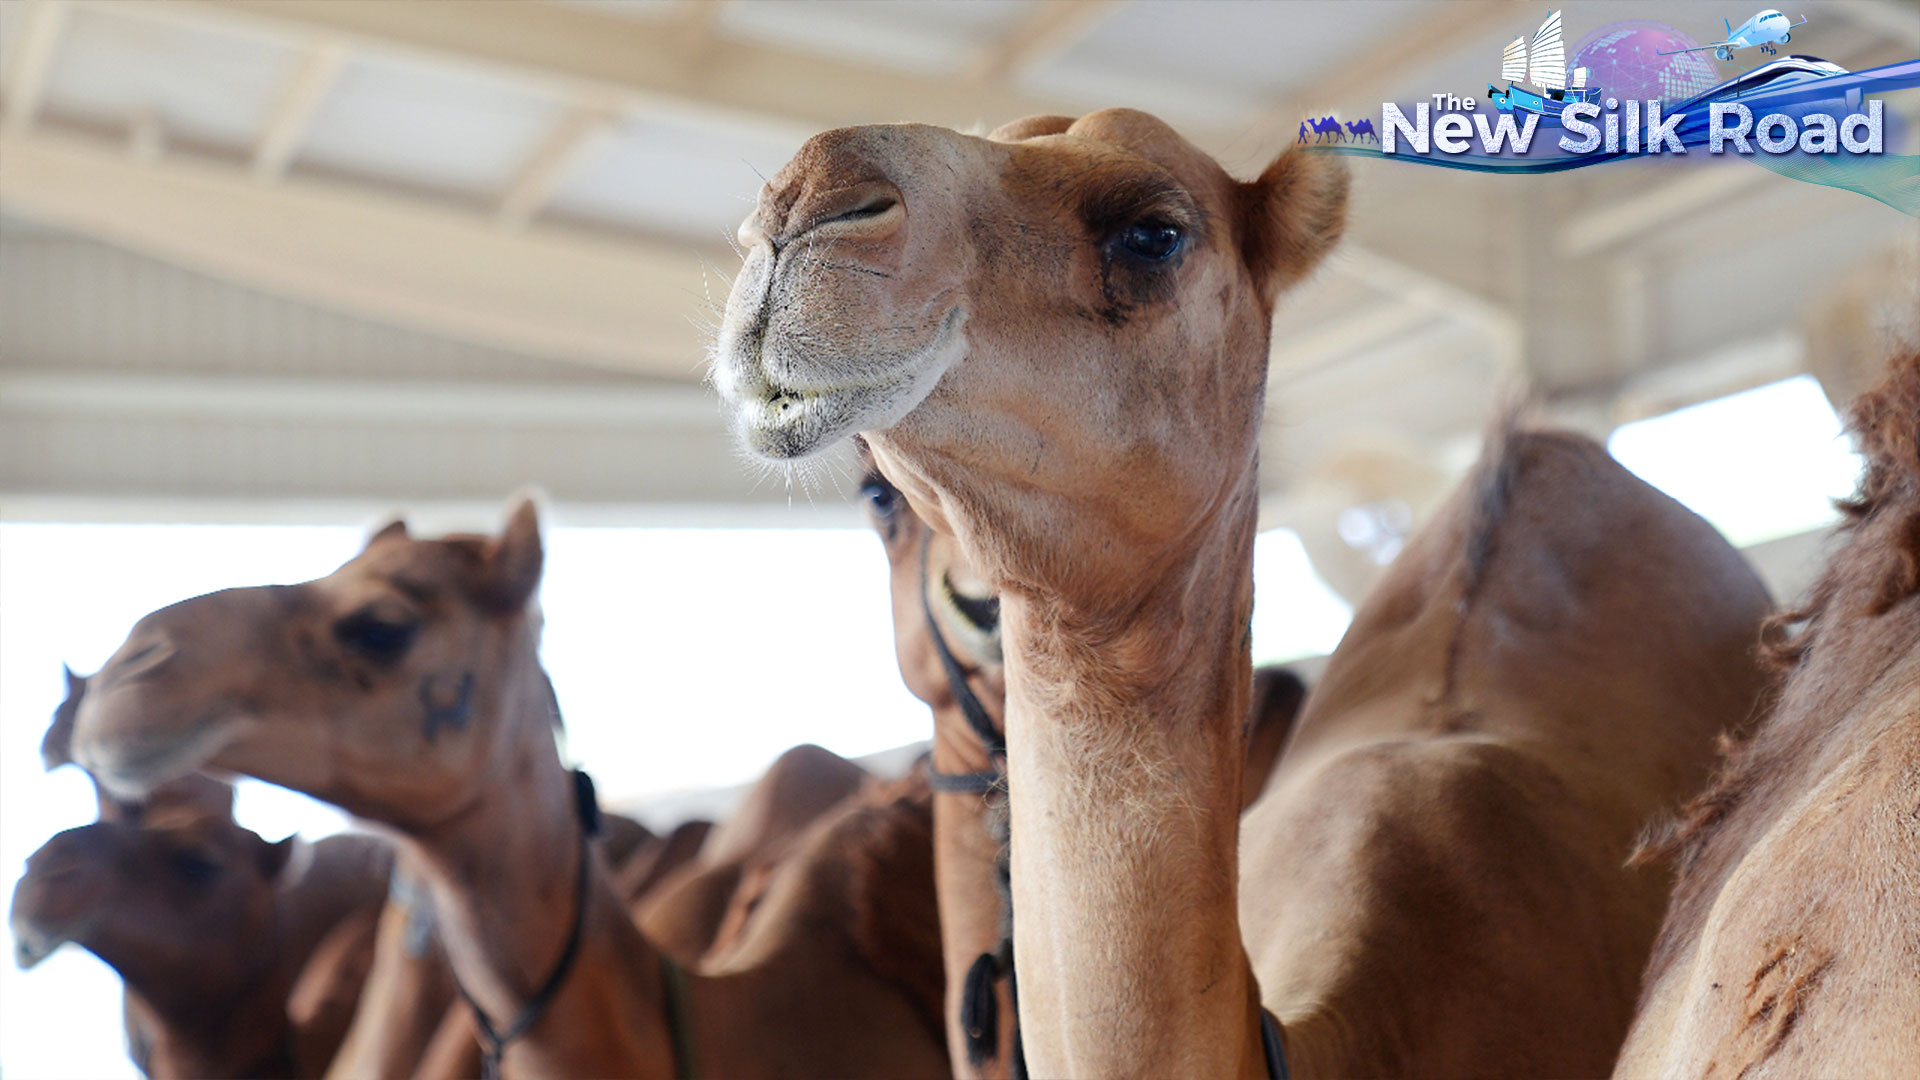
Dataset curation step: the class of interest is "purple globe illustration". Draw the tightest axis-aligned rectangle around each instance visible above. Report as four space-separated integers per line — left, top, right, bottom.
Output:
1572 22 1722 105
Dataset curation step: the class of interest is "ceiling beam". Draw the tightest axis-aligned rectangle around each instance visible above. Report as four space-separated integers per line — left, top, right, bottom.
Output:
1242 1 1524 148
967 0 1122 83
0 128 717 378
133 0 1166 145
1 0 71 135
251 38 348 183
1558 166 1771 258
494 99 622 230
0 370 718 428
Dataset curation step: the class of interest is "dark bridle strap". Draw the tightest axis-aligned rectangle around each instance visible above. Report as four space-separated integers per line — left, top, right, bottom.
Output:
919 533 1005 760
919 532 1026 1076
456 768 601 1080
1261 1007 1290 1080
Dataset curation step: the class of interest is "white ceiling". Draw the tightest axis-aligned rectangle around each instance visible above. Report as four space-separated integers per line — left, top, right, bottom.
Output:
1 0 1915 550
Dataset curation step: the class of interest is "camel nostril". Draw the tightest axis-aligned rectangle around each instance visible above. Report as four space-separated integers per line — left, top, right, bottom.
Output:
821 195 897 227
789 180 906 244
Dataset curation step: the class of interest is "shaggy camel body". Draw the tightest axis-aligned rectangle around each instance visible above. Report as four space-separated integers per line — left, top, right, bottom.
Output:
860 456 1306 1078
69 507 947 1079
716 110 1772 1076
1615 346 1920 1079
10 816 391 1079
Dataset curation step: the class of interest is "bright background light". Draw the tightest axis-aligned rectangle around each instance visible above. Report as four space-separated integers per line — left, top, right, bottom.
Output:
1609 375 1863 547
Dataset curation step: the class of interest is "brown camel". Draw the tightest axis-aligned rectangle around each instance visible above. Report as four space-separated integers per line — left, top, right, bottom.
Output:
68 504 947 1078
1614 345 1920 1079
634 743 867 963
858 447 1308 1077
10 813 391 1079
325 793 655 1080
333 758 833 1080
714 110 1774 1075
613 818 713 904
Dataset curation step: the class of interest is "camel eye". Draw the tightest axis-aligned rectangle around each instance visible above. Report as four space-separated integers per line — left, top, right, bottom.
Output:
334 609 418 663
860 473 901 519
1119 221 1183 261
169 849 221 885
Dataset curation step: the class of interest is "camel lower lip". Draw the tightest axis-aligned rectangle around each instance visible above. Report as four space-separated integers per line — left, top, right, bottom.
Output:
73 715 236 799
739 369 917 459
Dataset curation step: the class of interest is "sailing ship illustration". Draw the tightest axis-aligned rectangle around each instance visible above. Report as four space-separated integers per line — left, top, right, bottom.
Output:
1487 10 1601 121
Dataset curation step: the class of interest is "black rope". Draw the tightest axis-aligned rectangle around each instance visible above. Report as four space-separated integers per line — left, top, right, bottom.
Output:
455 768 601 1080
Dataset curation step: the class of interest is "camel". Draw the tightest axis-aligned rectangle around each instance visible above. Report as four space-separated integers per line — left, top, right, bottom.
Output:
713 109 1774 1076
634 743 868 963
67 504 948 1079
326 800 657 1080
1613 345 1920 1078
10 812 391 1079
332 745 854 1080
23 674 391 1078
612 818 712 905
857 445 1306 1077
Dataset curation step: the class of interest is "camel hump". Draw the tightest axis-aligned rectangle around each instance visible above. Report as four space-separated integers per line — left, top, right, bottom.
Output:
1463 426 1774 642
703 744 868 863
1439 426 1775 769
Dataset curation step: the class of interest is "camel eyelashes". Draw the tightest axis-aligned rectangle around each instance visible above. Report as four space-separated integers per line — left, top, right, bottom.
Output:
333 609 420 664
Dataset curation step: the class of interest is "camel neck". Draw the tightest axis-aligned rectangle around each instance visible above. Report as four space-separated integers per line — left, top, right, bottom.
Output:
397 655 683 1078
1001 474 1269 1077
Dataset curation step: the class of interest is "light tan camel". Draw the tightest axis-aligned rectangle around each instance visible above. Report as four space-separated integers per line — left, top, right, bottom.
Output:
714 110 1774 1076
1614 345 1920 1079
68 505 948 1078
857 445 1306 1078
10 813 391 1079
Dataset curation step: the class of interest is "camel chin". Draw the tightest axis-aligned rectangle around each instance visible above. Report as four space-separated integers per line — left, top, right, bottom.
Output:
714 274 965 461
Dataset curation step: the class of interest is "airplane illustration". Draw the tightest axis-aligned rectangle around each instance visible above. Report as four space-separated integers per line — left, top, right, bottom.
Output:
1659 10 1808 61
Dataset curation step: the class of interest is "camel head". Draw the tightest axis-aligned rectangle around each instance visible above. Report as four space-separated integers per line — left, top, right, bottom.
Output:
715 109 1347 599
68 501 548 830
857 441 1004 721
10 814 293 985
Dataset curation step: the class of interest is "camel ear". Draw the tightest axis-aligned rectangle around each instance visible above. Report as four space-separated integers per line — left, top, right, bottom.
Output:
256 835 298 880
41 666 86 770
475 498 544 613
366 519 410 549
1239 148 1349 307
